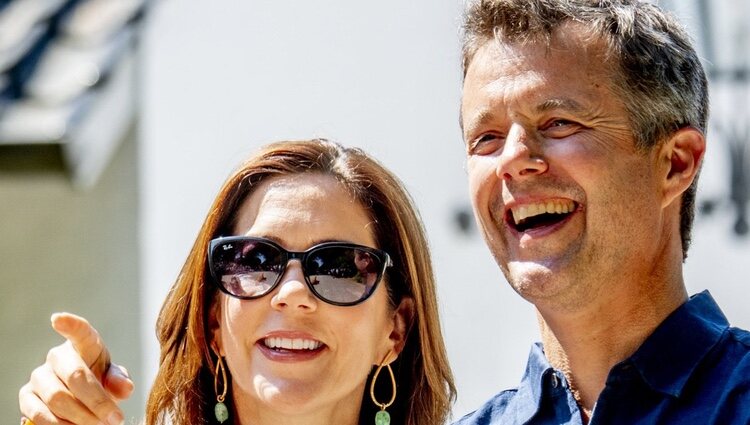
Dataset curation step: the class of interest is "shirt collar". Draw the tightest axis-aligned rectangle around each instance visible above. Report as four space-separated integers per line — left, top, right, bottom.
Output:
514 342 555 423
626 290 729 397
515 291 728 419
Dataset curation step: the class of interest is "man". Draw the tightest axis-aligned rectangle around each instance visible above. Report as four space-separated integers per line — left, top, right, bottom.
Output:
456 0 750 423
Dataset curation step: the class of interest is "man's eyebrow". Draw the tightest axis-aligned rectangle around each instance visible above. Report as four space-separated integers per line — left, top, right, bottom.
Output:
462 98 587 139
536 98 585 113
461 109 496 138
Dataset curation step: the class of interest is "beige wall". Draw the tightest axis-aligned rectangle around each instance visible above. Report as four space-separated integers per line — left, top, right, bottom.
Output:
0 128 143 423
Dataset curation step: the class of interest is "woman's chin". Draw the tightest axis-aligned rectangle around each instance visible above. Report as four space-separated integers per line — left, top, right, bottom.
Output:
232 377 363 420
252 378 333 409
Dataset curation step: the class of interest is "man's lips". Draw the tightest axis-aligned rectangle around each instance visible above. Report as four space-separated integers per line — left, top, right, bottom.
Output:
505 199 579 233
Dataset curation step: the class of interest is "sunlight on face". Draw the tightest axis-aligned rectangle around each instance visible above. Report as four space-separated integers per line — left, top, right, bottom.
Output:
213 173 400 423
462 26 665 312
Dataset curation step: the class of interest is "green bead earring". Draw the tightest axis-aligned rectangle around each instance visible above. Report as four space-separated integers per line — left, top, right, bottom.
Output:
370 356 397 425
213 351 229 424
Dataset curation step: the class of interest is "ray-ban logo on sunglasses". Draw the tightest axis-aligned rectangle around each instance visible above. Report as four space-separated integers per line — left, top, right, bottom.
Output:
222 244 233 250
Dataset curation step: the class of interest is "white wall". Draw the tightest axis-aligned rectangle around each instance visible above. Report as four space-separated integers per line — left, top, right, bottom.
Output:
138 0 750 420
0 134 143 423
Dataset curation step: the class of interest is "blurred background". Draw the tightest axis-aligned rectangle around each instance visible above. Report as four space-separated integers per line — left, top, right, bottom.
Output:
1 0 748 423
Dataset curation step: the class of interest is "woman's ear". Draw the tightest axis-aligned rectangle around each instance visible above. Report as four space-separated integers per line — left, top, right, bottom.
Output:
208 296 224 356
660 126 706 208
382 297 415 363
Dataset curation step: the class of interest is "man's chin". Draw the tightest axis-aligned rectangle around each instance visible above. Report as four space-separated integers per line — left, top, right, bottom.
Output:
505 261 564 301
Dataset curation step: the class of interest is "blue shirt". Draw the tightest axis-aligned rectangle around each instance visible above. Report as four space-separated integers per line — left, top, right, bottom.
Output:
455 291 750 424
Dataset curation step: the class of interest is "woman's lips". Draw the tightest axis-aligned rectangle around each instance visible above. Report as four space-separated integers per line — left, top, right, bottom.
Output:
256 333 327 362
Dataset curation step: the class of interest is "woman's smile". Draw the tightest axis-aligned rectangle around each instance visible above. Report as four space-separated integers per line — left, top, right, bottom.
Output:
256 331 327 362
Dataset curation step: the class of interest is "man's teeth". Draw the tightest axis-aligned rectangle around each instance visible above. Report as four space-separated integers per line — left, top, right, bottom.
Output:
511 200 576 225
263 337 322 350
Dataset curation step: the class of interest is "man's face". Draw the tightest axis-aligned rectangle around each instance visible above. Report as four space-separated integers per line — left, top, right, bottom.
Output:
461 26 668 312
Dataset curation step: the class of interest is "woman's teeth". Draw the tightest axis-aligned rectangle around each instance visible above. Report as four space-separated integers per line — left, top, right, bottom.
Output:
263 337 322 350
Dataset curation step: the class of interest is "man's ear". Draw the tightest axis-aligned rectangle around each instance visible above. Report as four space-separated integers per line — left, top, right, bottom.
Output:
660 127 706 208
208 296 224 355
381 297 415 364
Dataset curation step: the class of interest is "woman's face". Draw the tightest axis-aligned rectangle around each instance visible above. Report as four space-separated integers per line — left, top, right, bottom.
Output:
211 173 410 423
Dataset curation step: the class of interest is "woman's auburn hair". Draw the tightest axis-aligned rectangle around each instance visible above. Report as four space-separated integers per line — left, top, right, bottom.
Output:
144 139 456 425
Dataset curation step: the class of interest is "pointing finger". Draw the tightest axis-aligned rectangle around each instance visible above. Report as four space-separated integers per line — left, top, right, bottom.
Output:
50 313 111 381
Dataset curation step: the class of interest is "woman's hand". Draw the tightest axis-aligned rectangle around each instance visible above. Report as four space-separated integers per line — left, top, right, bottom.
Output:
18 313 134 425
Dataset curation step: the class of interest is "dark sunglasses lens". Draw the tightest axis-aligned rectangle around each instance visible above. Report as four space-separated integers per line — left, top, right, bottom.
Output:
305 247 382 304
212 240 283 297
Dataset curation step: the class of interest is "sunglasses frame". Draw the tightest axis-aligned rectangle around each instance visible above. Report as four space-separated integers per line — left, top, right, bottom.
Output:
207 236 393 306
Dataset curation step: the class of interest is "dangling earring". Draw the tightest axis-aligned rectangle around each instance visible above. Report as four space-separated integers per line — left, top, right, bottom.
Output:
213 351 229 424
370 356 397 425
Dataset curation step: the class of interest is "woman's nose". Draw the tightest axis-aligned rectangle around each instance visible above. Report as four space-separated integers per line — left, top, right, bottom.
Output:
269 261 318 312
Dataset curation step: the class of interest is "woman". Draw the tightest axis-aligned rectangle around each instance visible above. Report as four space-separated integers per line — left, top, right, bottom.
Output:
18 139 455 425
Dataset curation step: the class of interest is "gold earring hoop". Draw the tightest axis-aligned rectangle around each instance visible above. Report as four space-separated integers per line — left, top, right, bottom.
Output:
213 352 229 424
370 357 397 425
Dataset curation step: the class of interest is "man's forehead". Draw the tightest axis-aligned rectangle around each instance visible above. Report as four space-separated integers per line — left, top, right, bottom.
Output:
471 23 609 72
460 28 614 131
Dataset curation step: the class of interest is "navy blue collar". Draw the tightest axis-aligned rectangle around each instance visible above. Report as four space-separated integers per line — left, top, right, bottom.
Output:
513 343 555 423
516 291 729 420
627 290 728 397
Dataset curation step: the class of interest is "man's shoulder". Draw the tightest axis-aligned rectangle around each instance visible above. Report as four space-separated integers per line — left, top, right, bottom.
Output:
452 388 520 425
721 325 750 379
727 325 750 347
696 325 750 423
716 325 750 369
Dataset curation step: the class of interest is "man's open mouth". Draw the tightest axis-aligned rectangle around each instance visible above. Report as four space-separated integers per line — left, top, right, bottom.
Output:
507 200 577 233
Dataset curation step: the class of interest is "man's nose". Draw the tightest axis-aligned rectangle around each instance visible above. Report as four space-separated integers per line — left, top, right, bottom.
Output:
495 124 548 180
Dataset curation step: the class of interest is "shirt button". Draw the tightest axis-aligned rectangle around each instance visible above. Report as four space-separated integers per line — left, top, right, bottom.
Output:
550 373 559 388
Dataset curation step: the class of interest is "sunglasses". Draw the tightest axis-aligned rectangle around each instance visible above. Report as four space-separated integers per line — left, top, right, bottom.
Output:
208 236 393 306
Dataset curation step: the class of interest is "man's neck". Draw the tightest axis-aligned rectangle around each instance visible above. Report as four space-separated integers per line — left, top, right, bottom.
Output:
537 278 688 415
